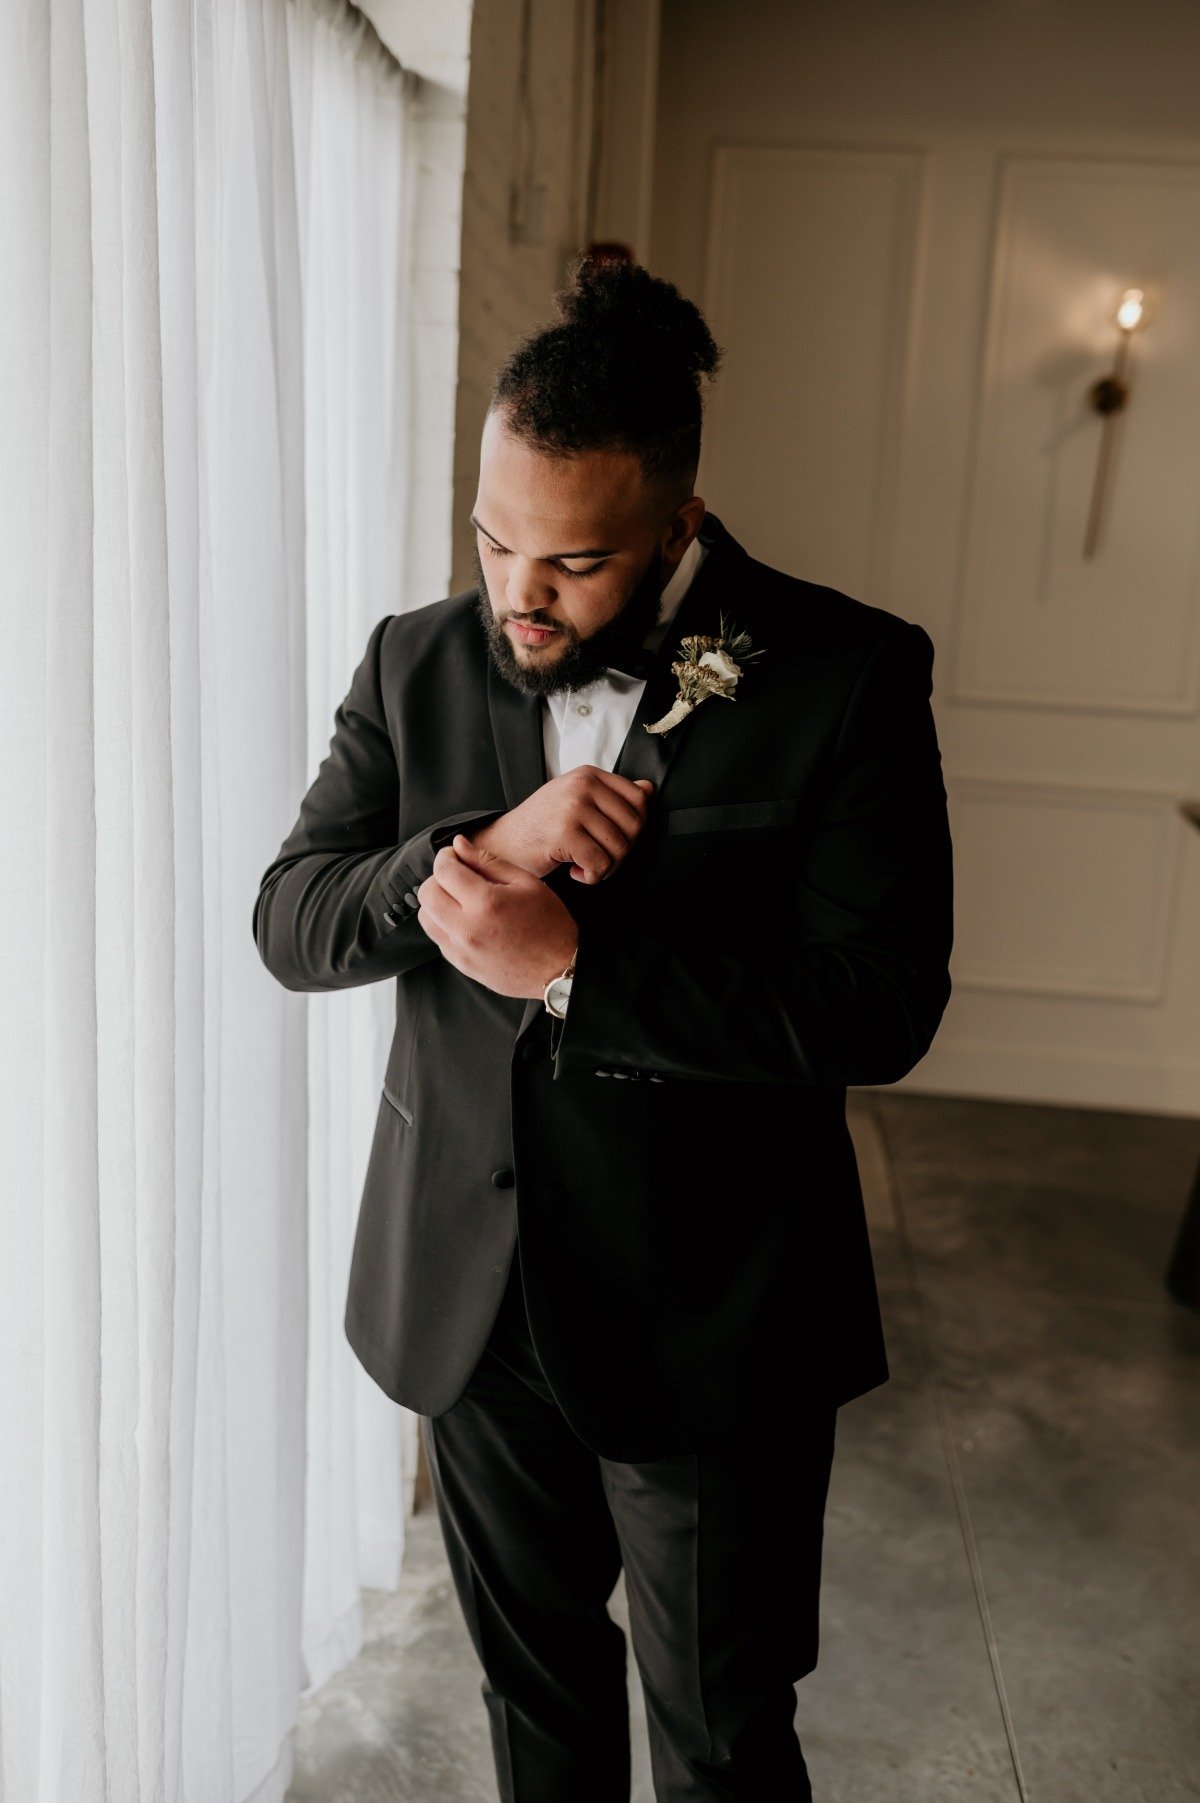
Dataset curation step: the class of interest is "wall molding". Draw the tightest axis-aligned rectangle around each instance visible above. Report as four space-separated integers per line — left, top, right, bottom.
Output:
944 770 1190 1003
948 150 1200 720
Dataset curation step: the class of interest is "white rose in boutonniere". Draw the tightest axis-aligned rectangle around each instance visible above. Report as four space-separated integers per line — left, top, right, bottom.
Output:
645 611 765 736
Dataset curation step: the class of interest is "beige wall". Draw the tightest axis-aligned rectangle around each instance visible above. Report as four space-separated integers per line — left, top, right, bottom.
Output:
650 0 1200 294
451 0 592 595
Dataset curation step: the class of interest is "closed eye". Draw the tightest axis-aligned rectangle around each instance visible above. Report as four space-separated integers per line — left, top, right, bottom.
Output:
551 555 609 576
483 543 605 580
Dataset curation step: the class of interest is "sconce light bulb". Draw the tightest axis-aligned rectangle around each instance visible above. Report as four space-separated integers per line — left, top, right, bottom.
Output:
1116 288 1145 332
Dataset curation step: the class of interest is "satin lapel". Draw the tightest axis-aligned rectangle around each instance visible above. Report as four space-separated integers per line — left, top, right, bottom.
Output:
486 655 547 810
611 510 747 793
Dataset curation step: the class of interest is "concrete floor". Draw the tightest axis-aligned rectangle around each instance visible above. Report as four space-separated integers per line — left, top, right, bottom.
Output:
286 1090 1200 1802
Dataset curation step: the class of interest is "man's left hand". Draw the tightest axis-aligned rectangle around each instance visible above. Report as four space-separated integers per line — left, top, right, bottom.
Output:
415 834 579 1000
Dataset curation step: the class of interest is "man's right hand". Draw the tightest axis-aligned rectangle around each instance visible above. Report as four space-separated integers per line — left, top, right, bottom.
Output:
469 768 656 885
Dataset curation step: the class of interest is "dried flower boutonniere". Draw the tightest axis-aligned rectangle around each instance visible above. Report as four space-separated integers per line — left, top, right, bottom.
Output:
644 611 765 736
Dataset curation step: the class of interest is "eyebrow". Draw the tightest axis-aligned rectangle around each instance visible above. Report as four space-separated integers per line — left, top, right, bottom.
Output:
470 515 617 559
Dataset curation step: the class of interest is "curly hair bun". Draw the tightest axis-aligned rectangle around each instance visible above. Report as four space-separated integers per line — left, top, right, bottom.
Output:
554 254 722 386
490 254 722 503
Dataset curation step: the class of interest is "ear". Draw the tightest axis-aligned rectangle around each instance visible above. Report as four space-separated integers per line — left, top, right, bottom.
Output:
665 496 707 558
663 494 702 555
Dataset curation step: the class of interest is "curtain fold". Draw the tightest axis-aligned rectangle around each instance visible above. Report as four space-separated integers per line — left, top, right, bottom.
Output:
287 0 421 1695
0 1 421 1795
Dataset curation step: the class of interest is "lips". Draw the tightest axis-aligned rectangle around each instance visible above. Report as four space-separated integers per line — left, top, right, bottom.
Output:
507 621 559 644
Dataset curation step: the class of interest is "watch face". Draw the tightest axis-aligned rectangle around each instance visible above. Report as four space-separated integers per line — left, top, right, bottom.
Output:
545 975 573 1016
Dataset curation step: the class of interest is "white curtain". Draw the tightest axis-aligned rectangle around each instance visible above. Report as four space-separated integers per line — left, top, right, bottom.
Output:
287 0 423 1688
0 1 421 1796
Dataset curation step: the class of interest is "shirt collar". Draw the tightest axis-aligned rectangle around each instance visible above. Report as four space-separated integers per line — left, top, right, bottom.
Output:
642 531 708 657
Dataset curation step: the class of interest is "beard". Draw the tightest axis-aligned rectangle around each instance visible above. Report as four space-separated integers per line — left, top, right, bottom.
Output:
472 540 668 697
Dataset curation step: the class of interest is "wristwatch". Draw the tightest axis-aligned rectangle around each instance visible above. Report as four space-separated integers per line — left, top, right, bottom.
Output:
542 946 577 1019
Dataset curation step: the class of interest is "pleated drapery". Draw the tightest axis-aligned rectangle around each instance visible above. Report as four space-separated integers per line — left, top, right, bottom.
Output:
0 1 422 1796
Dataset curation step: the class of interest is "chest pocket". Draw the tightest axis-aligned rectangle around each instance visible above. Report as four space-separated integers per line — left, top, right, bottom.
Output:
653 798 803 933
552 797 803 933
666 798 801 836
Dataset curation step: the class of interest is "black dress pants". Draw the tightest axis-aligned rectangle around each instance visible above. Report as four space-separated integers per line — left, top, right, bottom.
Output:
419 1239 839 1802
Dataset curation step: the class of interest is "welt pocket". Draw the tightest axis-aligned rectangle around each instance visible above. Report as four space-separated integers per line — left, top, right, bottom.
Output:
381 1083 413 1124
666 798 800 836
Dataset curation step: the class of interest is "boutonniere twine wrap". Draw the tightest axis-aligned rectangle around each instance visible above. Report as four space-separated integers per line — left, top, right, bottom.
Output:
645 611 765 736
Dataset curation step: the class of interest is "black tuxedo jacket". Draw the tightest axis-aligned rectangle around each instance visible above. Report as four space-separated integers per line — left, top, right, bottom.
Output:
253 511 953 1459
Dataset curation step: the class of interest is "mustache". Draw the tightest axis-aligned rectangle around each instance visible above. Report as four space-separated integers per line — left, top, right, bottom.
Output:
471 540 665 699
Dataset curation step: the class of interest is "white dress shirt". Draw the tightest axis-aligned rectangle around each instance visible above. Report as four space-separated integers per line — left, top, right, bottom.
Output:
541 532 709 780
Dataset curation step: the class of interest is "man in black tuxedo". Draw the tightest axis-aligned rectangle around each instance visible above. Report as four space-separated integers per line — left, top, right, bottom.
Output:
253 257 953 1801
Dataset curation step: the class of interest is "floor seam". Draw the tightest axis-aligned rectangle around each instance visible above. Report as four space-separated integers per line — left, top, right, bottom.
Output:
868 1098 1032 1803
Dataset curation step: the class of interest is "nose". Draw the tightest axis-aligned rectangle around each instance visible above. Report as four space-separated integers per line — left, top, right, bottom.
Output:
503 558 560 615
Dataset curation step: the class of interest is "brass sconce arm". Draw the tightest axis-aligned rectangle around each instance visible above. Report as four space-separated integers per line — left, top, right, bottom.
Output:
1083 288 1148 559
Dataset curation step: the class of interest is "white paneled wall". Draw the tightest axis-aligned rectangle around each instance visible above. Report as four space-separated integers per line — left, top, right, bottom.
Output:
953 155 1200 717
653 0 1200 1113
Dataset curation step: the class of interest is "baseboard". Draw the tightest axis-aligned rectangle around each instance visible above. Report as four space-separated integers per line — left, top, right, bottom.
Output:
858 1040 1200 1119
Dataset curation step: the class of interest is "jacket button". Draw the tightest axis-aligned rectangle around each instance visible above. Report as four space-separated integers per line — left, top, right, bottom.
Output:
520 1038 544 1063
491 1168 515 1189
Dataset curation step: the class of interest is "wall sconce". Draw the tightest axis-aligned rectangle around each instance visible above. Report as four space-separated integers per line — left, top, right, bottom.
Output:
1082 286 1151 559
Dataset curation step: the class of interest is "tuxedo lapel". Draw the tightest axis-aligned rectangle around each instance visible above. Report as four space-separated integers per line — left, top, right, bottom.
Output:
610 510 748 793
486 655 547 811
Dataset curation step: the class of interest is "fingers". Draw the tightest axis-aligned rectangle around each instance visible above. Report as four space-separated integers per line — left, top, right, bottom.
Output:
430 837 527 913
557 765 653 809
574 802 633 872
587 786 652 847
567 767 653 841
424 835 543 937
413 885 452 954
424 846 494 916
505 768 658 885
448 833 526 882
591 768 655 809
573 774 655 881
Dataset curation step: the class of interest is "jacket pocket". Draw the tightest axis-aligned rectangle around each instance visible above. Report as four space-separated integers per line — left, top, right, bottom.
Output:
666 797 800 835
381 1082 413 1124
